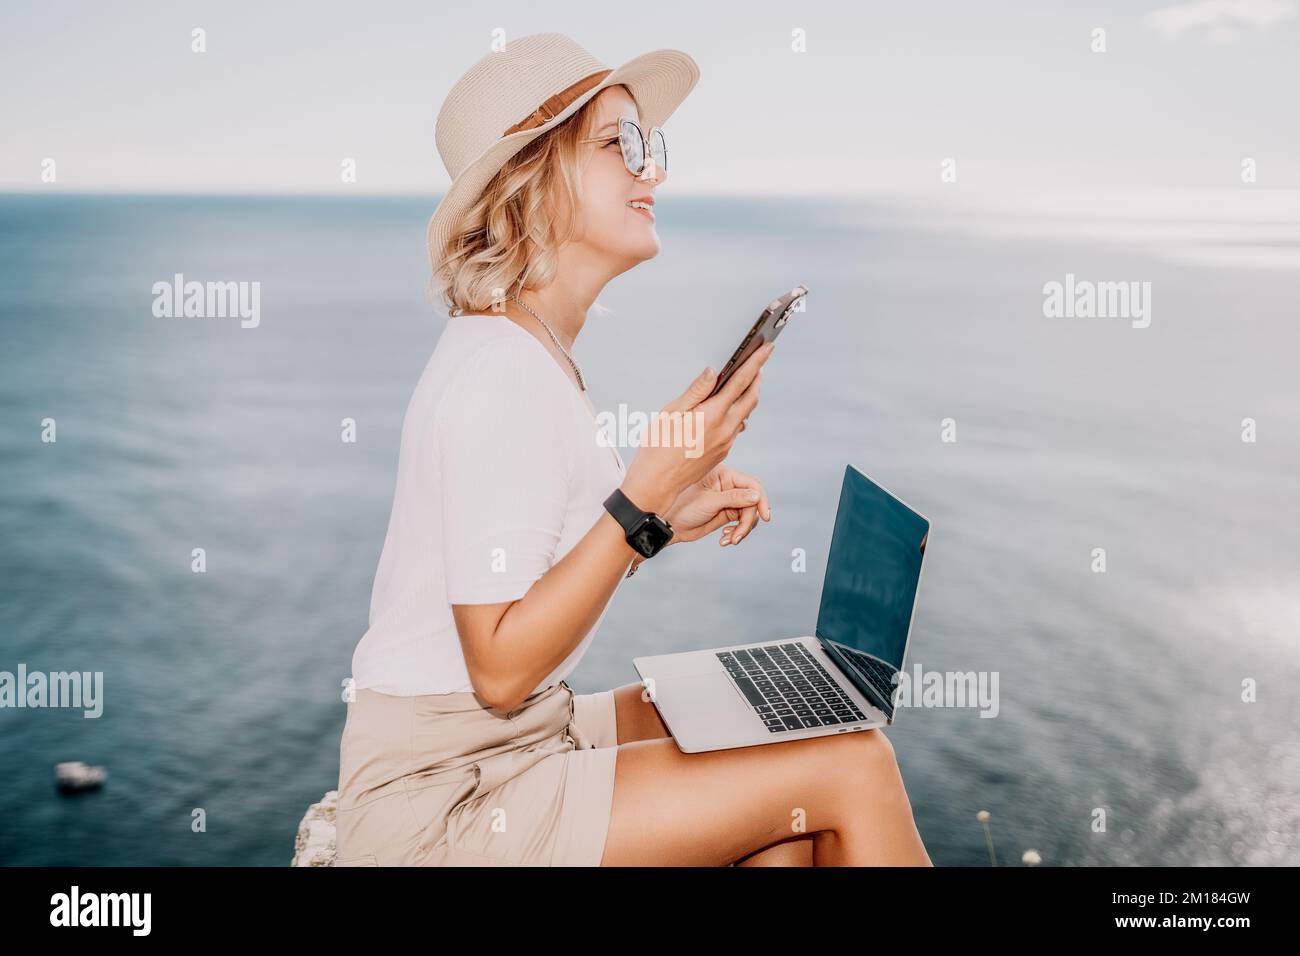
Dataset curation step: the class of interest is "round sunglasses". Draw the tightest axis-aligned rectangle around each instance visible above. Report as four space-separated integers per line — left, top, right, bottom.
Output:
581 117 667 178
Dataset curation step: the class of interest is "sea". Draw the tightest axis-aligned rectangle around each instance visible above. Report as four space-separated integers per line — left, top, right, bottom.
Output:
1 191 1296 866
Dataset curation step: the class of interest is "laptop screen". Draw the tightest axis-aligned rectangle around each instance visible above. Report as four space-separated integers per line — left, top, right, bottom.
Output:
814 466 930 670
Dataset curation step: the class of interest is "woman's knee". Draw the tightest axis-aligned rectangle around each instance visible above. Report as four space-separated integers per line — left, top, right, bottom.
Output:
774 729 897 821
824 728 901 792
861 727 896 759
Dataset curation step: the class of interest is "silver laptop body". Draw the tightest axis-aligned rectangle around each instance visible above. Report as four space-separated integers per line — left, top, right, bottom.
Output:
633 465 931 754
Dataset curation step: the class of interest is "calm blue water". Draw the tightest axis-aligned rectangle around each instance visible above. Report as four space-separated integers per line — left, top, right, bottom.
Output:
1 193 1296 866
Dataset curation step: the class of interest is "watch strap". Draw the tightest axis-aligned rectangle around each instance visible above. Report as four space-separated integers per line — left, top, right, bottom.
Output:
604 487 672 560
603 487 647 534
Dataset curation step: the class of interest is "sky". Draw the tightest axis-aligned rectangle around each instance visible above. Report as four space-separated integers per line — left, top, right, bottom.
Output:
2 0 1298 196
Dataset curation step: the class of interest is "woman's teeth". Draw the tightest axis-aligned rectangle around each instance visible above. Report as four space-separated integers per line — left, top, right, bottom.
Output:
627 201 652 210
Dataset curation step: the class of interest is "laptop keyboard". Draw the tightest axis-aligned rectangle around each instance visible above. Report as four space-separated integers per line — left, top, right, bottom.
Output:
836 645 898 708
716 642 868 734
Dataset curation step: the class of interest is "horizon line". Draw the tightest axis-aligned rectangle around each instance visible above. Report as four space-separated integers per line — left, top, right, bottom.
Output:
5 186 1300 200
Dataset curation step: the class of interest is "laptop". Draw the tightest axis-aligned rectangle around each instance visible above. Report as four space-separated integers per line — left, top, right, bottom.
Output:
633 465 931 753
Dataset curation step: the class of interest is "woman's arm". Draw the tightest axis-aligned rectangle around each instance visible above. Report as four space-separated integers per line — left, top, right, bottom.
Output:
453 343 773 712
452 484 663 712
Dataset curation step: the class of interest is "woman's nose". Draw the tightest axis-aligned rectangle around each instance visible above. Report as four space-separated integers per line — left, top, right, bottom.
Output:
637 158 666 186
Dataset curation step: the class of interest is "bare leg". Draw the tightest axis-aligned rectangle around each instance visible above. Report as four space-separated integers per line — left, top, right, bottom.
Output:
733 835 816 866
603 684 929 867
610 683 672 744
612 684 813 866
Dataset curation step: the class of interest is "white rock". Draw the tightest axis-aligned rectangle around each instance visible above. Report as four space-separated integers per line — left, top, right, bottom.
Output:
291 790 338 867
55 761 107 791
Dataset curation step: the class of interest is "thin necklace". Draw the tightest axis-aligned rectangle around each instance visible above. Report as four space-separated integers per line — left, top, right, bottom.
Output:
509 294 586 391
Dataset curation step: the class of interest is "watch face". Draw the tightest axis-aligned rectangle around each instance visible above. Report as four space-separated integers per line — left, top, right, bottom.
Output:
629 515 673 558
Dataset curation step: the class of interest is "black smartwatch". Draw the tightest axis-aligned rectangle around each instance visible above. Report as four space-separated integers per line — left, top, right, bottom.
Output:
603 488 673 560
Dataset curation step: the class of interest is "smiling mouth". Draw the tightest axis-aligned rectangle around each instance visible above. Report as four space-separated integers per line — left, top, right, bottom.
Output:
626 200 655 222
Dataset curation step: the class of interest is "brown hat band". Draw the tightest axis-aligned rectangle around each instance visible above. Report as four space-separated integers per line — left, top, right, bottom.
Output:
502 69 612 136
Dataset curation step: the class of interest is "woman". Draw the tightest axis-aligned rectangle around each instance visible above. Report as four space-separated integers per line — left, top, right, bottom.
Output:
336 32 931 867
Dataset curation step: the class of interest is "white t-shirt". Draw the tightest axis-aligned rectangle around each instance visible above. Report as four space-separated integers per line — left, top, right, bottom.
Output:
350 313 628 697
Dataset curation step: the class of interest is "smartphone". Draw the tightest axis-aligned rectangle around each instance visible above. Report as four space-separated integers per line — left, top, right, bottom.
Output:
706 284 809 399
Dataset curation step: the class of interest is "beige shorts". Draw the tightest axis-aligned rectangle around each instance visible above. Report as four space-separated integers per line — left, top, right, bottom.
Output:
335 678 619 867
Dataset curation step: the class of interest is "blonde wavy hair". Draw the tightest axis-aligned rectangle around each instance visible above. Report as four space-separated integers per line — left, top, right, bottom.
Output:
433 92 611 316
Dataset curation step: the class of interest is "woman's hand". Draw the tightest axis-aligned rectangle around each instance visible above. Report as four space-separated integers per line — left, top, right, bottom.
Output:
619 342 773 516
665 466 771 547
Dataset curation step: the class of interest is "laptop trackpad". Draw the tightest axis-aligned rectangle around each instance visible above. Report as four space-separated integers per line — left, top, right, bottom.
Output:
653 671 756 742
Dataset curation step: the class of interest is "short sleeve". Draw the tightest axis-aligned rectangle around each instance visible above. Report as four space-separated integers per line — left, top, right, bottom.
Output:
436 337 577 604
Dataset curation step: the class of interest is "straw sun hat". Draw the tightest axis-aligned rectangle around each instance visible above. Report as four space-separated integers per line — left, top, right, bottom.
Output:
425 32 700 271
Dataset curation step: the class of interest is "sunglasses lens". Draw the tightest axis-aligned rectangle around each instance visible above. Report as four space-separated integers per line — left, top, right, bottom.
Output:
619 121 645 174
650 129 667 172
